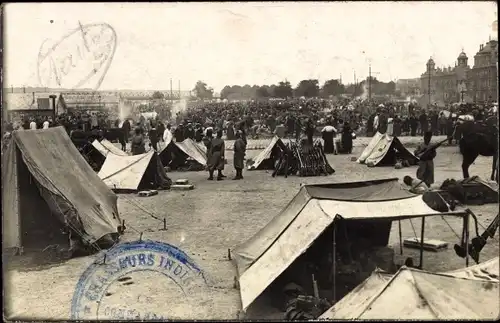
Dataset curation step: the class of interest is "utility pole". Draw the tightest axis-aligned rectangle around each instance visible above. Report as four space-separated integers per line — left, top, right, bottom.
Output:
353 70 356 97
170 78 173 103
367 64 380 101
178 80 181 100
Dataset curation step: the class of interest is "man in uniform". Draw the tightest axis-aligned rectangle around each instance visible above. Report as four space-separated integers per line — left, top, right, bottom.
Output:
414 131 436 187
233 130 246 180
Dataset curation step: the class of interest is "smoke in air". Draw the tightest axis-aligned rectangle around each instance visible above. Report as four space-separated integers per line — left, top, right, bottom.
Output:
356 82 369 101
171 98 188 121
118 99 133 125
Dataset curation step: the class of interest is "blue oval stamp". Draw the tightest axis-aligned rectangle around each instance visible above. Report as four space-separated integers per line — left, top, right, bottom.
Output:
71 240 207 320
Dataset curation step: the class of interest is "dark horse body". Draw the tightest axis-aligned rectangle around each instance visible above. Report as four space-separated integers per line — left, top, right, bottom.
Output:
459 115 498 182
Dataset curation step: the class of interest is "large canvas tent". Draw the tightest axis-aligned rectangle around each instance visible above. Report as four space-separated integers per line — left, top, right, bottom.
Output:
357 132 419 166
2 127 121 251
98 150 171 191
158 138 207 171
92 139 129 157
231 178 466 311
247 136 286 170
319 256 499 319
319 265 499 319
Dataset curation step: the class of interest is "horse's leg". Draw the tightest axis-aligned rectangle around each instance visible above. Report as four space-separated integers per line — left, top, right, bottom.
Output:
462 150 478 179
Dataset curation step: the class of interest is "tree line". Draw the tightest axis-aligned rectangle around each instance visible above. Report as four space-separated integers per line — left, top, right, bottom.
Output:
151 79 396 101
216 78 395 100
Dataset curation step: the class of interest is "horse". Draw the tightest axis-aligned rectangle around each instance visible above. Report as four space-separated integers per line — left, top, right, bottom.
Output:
458 115 498 182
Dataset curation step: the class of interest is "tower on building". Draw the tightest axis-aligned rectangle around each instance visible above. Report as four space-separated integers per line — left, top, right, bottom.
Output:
426 57 435 71
457 50 468 66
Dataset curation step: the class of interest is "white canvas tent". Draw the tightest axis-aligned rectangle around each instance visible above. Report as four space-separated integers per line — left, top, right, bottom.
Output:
158 138 207 170
91 139 129 157
319 265 499 319
98 150 171 191
445 256 499 281
231 178 466 311
247 136 285 170
357 132 419 166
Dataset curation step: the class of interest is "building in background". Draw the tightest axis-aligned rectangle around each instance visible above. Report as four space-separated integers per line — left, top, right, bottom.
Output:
467 39 498 103
3 92 59 123
57 92 120 116
395 78 421 98
419 51 471 106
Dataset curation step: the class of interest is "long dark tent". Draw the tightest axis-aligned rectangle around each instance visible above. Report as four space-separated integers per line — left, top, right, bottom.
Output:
2 127 122 253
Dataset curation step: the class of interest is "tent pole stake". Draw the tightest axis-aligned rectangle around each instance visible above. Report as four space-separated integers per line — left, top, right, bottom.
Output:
419 216 425 269
332 224 336 303
398 220 403 255
465 211 470 267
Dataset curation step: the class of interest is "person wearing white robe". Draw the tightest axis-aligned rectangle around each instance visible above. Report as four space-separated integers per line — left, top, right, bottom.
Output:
163 124 173 143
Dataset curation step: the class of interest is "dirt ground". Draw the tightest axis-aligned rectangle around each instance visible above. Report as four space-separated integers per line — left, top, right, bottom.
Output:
3 136 499 320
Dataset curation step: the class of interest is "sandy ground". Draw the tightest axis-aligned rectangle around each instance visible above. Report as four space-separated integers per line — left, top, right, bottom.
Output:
3 135 499 320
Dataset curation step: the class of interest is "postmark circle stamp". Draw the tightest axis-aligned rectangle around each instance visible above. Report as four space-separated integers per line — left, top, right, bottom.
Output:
71 240 207 320
37 22 117 90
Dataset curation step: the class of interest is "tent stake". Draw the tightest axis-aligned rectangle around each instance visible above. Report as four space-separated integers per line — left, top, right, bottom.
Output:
465 211 470 267
332 224 337 303
398 220 403 255
419 216 425 269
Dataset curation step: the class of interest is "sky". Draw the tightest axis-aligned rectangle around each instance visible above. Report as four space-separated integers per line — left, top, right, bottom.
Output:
4 2 498 93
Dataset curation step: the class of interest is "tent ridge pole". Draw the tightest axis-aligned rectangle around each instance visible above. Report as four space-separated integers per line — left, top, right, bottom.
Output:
419 216 425 269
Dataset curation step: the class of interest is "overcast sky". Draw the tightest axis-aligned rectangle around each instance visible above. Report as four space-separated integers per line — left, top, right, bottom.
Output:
4 2 498 92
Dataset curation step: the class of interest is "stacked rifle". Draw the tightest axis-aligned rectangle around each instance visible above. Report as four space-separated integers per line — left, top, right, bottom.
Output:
274 139 335 177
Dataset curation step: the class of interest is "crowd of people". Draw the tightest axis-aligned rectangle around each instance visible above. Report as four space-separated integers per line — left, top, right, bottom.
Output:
3 97 497 183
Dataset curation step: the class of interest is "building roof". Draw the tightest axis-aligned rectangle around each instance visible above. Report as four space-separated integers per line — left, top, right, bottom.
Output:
60 92 119 105
3 92 59 111
477 40 498 55
458 51 468 59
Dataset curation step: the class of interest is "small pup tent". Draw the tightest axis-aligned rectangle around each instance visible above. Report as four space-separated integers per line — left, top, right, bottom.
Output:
319 265 499 320
247 136 287 170
231 178 466 311
2 127 121 252
98 150 171 191
357 132 419 167
158 138 207 171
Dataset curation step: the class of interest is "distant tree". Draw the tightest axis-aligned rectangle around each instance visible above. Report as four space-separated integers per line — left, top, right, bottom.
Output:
274 81 293 99
151 91 165 100
345 83 364 97
294 79 320 98
220 85 233 99
386 81 396 94
256 85 270 98
192 81 214 99
321 79 345 97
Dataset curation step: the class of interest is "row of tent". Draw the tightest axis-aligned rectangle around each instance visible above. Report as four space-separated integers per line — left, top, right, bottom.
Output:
1 127 208 252
82 137 208 191
247 132 420 170
230 178 498 319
